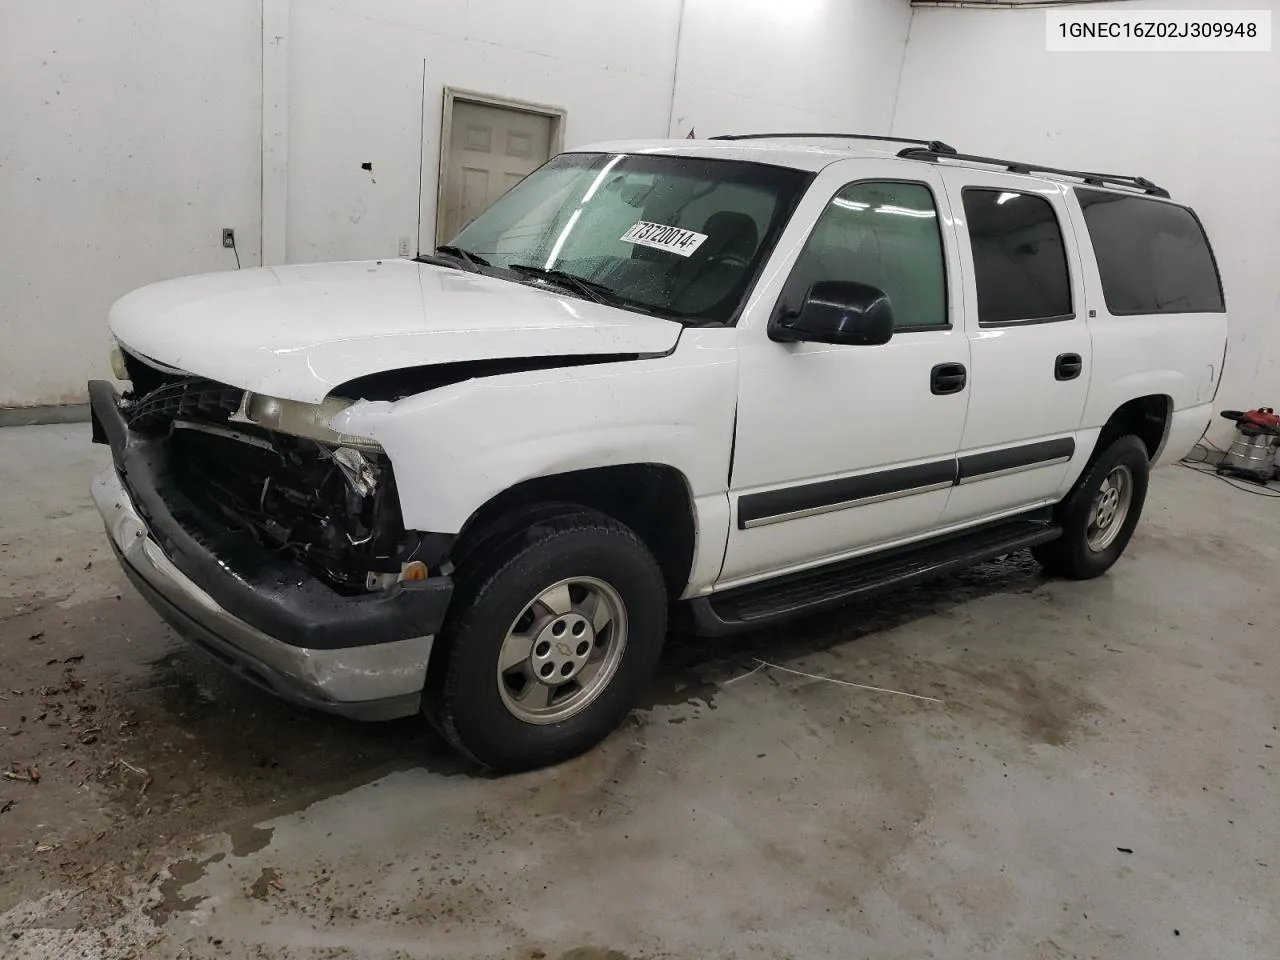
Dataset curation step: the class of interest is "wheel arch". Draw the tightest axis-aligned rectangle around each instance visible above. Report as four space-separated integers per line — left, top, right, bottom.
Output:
1097 394 1172 461
452 463 698 600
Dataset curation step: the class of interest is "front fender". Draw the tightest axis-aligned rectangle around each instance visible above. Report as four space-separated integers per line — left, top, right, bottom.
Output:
331 330 739 534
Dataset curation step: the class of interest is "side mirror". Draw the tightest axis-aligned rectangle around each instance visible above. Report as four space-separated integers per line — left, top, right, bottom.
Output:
770 280 895 346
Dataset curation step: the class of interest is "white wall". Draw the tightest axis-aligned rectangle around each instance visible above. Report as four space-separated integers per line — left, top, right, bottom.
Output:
284 0 914 263
893 0 1280 434
0 0 262 408
1 0 912 410
284 0 685 264
668 0 912 137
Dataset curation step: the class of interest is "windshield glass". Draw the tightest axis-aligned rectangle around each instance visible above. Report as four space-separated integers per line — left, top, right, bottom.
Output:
449 152 812 324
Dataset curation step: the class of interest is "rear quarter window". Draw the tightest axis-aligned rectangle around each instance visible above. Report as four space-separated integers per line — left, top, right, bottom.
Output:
1075 188 1224 315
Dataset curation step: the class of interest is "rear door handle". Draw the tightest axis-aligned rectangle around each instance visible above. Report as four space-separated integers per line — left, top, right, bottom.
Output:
1055 353 1083 381
931 362 967 396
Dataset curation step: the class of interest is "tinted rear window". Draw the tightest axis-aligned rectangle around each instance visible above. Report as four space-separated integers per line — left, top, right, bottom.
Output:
962 189 1073 325
1076 189 1224 315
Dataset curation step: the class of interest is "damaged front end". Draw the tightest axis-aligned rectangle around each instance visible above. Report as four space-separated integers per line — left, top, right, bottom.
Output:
112 349 445 594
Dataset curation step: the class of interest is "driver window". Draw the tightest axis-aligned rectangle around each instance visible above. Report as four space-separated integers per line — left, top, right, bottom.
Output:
783 181 948 330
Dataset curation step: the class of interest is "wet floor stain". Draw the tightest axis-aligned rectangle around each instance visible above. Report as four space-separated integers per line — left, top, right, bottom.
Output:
147 852 223 924
248 866 282 901
228 823 273 858
642 551 1047 714
3 545 1051 928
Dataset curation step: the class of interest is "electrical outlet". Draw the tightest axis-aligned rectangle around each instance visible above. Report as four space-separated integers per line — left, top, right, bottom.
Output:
398 236 412 258
222 228 236 249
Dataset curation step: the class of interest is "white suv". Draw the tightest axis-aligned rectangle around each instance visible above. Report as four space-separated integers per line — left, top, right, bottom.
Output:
90 134 1228 771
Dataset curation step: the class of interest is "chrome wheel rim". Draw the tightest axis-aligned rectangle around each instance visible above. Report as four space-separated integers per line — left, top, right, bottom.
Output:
496 577 628 725
1086 464 1133 553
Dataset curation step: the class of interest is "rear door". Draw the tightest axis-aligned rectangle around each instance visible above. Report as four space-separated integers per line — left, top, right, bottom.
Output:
938 171 1092 526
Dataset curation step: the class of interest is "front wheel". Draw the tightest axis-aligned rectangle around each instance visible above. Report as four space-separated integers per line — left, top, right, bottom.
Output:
1033 435 1150 580
428 509 667 772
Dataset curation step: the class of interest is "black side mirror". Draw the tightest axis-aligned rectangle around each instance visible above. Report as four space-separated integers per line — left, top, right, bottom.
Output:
770 280 895 346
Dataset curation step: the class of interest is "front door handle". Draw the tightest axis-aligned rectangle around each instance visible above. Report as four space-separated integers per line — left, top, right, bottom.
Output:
1055 353 1083 381
931 362 967 396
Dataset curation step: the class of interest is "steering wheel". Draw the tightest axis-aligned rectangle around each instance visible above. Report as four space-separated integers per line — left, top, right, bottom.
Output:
702 251 751 272
672 249 753 314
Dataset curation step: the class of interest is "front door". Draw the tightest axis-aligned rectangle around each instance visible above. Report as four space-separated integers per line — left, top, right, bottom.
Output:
719 161 970 587
935 171 1092 526
440 100 554 243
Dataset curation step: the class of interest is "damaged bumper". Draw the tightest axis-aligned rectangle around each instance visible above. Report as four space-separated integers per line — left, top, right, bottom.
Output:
88 381 453 720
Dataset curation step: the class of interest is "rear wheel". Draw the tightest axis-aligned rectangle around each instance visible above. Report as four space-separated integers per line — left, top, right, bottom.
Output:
428 509 667 772
1033 435 1149 579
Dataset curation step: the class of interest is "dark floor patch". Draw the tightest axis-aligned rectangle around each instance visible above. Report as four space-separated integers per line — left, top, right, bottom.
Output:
248 866 282 901
643 552 1046 715
940 661 1104 747
558 949 632 960
147 853 223 924
0 586 466 919
228 823 273 858
3 547 1048 924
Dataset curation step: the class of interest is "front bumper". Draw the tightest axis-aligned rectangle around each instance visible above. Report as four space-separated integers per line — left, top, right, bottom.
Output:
88 381 454 720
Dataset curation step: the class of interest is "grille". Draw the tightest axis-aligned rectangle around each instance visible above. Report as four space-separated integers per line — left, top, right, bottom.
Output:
169 426 400 593
128 377 245 434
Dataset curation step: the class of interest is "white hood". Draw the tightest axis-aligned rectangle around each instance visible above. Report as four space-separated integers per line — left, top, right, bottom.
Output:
108 260 682 403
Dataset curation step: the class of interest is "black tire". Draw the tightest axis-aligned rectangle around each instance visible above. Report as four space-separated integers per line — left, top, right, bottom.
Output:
1033 435 1150 579
427 509 667 773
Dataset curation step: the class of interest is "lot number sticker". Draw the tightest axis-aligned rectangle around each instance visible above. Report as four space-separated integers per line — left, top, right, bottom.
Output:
620 221 709 258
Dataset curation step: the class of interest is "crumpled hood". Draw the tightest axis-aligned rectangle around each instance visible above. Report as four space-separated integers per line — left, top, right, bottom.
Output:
108 260 682 403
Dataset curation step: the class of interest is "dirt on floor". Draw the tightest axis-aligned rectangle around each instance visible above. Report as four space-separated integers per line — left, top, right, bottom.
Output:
0 537 1046 933
6 427 1277 959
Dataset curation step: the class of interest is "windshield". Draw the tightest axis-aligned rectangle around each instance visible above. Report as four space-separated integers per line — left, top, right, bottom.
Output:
449 152 812 325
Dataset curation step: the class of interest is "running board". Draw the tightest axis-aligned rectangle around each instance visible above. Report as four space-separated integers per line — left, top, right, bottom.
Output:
687 512 1060 636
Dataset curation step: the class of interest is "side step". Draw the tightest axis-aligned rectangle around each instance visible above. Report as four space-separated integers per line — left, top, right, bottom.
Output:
687 513 1060 636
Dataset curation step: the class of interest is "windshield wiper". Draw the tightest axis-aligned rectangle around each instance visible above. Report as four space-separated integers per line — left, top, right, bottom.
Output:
506 264 620 306
414 245 490 273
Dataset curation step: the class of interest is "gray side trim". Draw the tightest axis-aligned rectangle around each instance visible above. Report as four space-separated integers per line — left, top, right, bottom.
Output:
956 455 1072 485
741 480 953 529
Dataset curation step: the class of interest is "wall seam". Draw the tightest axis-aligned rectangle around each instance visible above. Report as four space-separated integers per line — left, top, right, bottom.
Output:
260 0 290 265
416 58 427 256
259 0 266 264
666 0 688 137
888 8 916 135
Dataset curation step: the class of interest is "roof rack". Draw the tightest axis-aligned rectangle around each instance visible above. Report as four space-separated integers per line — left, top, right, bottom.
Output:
896 146 1170 199
710 133 959 155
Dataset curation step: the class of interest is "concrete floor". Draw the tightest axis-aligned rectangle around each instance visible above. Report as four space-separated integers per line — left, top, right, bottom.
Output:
1 424 1277 960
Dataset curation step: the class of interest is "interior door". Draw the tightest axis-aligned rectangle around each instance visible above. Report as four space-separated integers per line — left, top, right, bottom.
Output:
719 163 971 587
441 100 553 243
936 171 1092 526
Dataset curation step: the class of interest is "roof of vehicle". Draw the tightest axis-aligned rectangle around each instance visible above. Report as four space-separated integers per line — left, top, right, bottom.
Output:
573 137 912 173
572 135 1174 201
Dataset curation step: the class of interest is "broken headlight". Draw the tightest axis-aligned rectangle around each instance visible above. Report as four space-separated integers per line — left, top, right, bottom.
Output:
236 392 383 453
109 338 129 381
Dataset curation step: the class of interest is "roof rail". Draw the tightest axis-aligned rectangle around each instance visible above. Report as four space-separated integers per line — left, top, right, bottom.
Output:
710 133 959 155
896 146 1170 199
